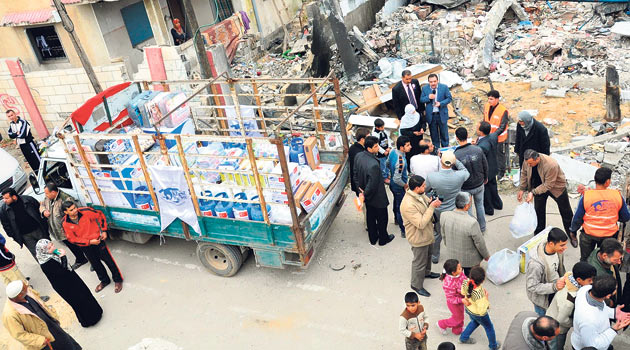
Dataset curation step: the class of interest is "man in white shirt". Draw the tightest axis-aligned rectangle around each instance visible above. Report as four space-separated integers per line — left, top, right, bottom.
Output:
410 139 439 179
571 274 630 350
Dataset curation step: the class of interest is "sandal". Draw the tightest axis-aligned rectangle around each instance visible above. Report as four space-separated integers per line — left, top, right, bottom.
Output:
114 282 123 293
94 282 109 293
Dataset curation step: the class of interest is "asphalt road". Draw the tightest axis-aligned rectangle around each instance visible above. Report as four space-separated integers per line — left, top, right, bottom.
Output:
1 189 629 349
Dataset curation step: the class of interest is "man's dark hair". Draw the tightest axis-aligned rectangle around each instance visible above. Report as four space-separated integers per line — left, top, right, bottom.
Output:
374 118 384 128
61 199 76 213
479 121 491 136
428 73 438 81
44 182 59 193
532 316 559 337
437 342 456 350
594 167 613 185
1 188 17 197
364 136 379 150
397 135 410 150
524 149 539 161
402 70 411 78
591 274 617 298
455 127 468 142
405 291 419 303
487 90 500 99
355 127 370 142
547 228 568 244
408 175 425 190
599 238 623 256
572 261 597 281
418 140 431 154
5 109 15 114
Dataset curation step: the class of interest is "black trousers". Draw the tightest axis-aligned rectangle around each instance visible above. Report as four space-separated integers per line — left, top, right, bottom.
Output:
578 230 618 262
366 205 389 245
81 241 123 284
21 228 49 260
62 239 89 264
497 141 507 177
19 141 40 172
534 189 573 235
483 177 503 215
622 272 630 313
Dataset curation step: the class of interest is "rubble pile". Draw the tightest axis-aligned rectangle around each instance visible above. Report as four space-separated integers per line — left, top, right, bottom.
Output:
346 1 630 83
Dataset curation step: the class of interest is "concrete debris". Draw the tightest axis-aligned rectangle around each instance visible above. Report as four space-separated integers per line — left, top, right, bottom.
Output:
611 21 630 36
544 88 568 98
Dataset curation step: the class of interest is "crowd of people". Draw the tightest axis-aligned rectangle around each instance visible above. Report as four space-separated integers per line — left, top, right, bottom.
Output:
0 180 123 349
354 71 630 349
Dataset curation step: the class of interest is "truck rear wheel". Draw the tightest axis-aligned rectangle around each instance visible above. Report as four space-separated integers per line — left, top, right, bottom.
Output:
197 243 243 277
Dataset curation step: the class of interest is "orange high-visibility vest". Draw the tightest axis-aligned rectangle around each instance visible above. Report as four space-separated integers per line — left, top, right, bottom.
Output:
583 189 623 237
484 103 508 143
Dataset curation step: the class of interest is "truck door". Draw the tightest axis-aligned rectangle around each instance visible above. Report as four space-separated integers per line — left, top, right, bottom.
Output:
40 159 80 202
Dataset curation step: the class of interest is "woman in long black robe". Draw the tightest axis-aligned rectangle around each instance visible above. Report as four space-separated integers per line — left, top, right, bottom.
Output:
36 239 103 327
399 104 426 169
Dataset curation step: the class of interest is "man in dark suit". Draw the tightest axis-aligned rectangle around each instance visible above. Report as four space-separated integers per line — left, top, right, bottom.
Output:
391 70 424 120
420 74 452 148
476 121 503 216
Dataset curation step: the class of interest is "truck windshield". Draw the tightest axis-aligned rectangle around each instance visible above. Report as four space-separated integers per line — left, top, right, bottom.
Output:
42 161 73 190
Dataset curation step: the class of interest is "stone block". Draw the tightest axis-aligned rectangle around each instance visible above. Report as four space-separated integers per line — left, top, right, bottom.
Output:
60 103 77 113
36 86 56 97
58 74 78 85
26 77 44 88
53 85 73 95
71 84 91 94
603 152 624 167
48 95 67 105
45 76 60 86
66 93 85 104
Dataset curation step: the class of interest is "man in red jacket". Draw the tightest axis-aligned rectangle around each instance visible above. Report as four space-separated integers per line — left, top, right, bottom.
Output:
62 201 123 293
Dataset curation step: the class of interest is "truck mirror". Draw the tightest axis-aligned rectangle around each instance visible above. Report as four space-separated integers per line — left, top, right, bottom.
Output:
29 173 40 194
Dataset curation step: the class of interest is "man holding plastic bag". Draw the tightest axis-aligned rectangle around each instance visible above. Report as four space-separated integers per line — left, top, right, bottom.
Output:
518 150 573 238
525 228 568 316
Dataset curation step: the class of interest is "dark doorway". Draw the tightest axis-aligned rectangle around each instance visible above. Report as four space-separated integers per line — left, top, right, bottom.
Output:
26 26 67 63
166 0 192 38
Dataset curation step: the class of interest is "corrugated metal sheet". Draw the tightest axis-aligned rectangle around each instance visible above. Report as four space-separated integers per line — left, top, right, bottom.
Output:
0 9 59 27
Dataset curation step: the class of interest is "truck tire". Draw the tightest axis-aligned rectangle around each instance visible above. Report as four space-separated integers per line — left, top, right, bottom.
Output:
110 230 153 244
197 243 243 277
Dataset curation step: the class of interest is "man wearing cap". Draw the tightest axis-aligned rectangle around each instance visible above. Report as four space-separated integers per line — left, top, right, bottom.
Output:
401 175 442 297
518 149 573 236
3 280 81 350
425 151 470 263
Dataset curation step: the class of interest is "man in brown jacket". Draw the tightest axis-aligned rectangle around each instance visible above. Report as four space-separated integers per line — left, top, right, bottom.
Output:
518 150 573 236
2 280 81 350
401 175 442 297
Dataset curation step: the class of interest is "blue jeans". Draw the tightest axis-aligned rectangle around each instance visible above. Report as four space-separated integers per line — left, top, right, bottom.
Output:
429 114 449 147
534 305 546 316
378 156 388 179
549 331 566 350
464 185 486 232
390 186 405 234
460 310 497 349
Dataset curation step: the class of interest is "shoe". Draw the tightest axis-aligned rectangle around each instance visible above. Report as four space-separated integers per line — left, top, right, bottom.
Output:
40 295 50 302
436 322 447 335
71 261 87 270
95 282 110 293
400 231 406 238
431 256 439 264
491 341 501 350
459 337 476 344
485 210 494 216
411 286 431 297
90 265 95 272
425 272 440 279
378 234 395 246
569 233 578 248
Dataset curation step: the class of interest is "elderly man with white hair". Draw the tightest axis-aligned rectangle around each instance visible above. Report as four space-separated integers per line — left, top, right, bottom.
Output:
440 192 491 276
2 280 82 350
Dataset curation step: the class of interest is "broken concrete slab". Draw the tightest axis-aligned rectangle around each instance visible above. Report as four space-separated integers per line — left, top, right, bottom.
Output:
422 0 469 10
544 88 568 98
603 152 624 168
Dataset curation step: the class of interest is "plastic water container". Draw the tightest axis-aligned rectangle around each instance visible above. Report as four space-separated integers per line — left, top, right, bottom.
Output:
213 192 234 219
232 192 250 220
198 190 216 217
289 137 306 165
249 195 270 222
134 186 153 210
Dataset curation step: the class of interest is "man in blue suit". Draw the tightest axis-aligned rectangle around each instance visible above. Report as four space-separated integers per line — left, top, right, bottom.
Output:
420 74 452 148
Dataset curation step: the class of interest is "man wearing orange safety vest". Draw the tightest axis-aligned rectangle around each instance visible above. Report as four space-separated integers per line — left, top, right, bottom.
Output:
569 167 630 262
483 90 509 178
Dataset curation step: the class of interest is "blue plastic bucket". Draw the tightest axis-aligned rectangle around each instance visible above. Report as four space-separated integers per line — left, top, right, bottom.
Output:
213 192 233 219
198 190 216 217
134 186 153 210
232 192 250 220
289 137 306 165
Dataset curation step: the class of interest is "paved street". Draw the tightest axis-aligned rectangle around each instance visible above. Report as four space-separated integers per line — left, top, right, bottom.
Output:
1 189 629 349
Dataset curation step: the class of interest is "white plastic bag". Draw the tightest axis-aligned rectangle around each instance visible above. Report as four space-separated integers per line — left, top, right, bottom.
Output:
486 248 521 285
509 202 537 238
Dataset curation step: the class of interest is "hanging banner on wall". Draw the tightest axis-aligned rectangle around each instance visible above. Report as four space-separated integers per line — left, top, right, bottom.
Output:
148 165 201 233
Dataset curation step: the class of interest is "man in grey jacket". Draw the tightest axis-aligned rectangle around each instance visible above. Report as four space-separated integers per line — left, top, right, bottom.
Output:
454 127 488 232
440 192 490 277
425 151 469 263
526 228 568 316
503 312 561 350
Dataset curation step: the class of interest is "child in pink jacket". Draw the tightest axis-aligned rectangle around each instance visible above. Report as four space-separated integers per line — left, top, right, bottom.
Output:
436 259 467 335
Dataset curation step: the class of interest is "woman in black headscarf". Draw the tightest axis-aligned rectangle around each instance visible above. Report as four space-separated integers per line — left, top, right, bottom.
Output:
35 239 102 327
